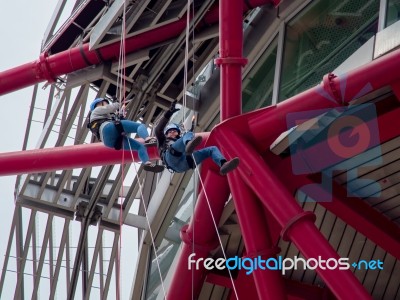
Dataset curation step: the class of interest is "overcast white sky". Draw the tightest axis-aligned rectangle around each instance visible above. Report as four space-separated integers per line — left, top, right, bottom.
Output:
0 1 62 297
0 2 138 299
0 0 57 251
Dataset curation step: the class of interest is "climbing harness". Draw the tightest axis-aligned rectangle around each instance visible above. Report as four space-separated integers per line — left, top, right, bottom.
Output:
160 142 180 173
86 116 109 141
112 118 126 150
86 112 126 150
159 132 197 173
112 2 167 299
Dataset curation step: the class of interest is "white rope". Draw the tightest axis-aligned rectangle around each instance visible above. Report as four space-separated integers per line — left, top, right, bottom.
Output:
115 4 128 299
127 141 168 300
192 159 240 299
116 1 127 114
182 0 192 130
181 2 198 300
191 168 197 300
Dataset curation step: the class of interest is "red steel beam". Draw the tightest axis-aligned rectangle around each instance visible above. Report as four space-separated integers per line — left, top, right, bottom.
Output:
217 129 370 299
248 47 400 151
0 4 399 299
0 133 209 176
0 143 150 176
228 173 286 300
168 2 283 298
217 1 283 298
0 0 274 96
215 0 247 120
162 37 400 299
267 105 400 260
167 170 231 299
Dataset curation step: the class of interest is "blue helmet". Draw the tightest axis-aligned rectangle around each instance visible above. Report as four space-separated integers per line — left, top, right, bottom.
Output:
164 123 181 135
90 98 109 111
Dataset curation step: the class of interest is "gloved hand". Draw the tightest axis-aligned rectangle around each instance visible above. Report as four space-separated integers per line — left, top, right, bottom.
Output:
165 100 180 119
169 100 180 113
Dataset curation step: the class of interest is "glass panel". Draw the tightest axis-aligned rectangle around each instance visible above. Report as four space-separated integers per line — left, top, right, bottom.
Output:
242 37 277 113
386 0 400 27
145 239 181 300
145 178 195 299
279 0 379 102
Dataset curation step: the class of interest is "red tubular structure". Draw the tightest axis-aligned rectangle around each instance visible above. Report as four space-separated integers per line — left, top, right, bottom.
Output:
2 1 400 298
215 0 247 120
249 46 400 150
0 133 210 176
216 0 284 299
0 0 274 96
167 170 231 299
228 173 286 300
217 129 370 299
0 143 155 176
0 38 400 299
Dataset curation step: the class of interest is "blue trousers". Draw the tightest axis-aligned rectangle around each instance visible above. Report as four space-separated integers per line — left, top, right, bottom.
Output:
164 132 225 173
102 120 150 163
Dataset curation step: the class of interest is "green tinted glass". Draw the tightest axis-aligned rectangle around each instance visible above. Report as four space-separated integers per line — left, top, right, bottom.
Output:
242 38 277 112
279 0 379 102
386 0 400 27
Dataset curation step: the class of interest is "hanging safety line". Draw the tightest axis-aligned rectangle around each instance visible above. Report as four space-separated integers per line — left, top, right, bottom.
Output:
192 159 240 299
114 5 167 296
182 0 191 129
116 2 128 299
181 2 198 299
181 7 240 293
127 141 168 300
188 6 196 297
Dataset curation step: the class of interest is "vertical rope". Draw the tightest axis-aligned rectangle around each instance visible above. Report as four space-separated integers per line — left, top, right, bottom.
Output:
181 2 196 299
116 2 127 299
127 142 168 299
192 160 240 299
182 0 191 130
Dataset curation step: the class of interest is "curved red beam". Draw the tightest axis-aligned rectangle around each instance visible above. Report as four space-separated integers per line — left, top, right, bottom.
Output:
0 0 275 96
0 34 398 300
166 31 400 300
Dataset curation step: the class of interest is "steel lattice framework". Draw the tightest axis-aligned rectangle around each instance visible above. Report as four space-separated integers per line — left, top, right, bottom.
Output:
0 0 399 299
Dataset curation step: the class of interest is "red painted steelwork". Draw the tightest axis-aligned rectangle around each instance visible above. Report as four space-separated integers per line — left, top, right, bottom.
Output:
270 150 400 260
170 1 253 298
265 101 400 260
0 39 399 300
0 143 145 176
167 171 231 299
228 173 285 300
0 0 274 96
218 129 371 299
0 0 398 298
249 47 400 150
215 0 247 120
0 133 209 176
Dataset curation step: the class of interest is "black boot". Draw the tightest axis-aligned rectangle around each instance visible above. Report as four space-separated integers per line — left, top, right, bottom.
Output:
144 137 157 147
185 136 202 155
143 162 164 173
220 157 240 175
